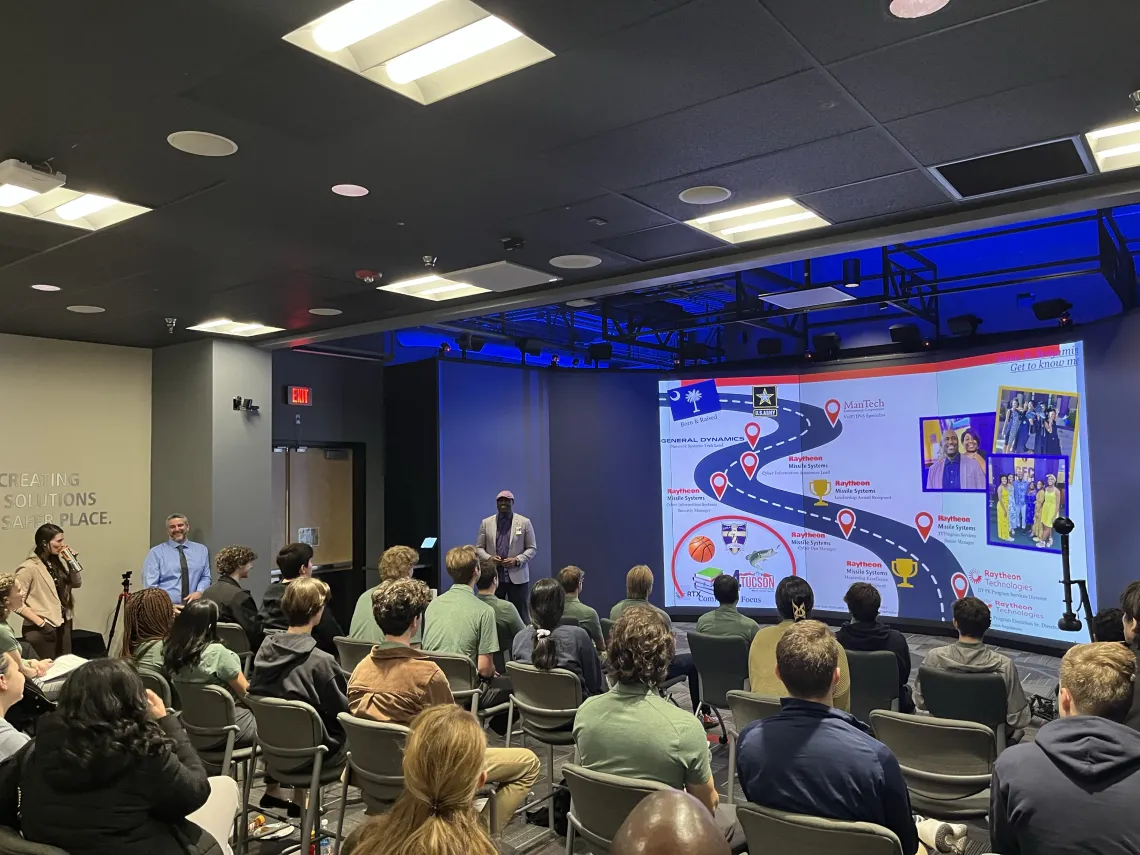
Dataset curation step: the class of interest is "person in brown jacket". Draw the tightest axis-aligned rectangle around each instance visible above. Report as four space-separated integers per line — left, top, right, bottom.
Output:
347 578 539 834
15 524 82 659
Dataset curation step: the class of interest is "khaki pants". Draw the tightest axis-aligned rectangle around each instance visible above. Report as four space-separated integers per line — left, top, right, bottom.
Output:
481 747 540 834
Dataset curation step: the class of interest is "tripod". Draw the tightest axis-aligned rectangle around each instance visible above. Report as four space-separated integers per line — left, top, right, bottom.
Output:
107 571 133 654
1054 517 1094 642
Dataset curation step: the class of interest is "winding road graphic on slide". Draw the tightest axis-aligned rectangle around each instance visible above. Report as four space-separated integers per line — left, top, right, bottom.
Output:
661 392 967 621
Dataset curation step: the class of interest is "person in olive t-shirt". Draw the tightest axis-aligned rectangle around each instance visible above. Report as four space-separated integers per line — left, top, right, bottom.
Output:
695 575 759 646
349 546 420 645
557 566 605 652
475 558 526 647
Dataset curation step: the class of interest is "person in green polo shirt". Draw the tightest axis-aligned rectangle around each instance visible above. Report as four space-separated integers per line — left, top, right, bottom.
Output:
349 545 420 644
475 557 526 649
574 607 746 853
695 575 759 646
557 565 605 652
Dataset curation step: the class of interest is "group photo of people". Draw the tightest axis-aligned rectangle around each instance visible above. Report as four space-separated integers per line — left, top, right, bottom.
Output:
993 386 1080 464
920 412 995 492
986 454 1068 552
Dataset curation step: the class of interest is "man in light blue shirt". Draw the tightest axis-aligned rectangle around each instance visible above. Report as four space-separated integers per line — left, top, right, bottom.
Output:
142 513 210 605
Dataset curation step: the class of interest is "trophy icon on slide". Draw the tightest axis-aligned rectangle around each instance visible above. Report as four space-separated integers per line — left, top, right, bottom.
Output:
808 479 832 506
891 557 918 589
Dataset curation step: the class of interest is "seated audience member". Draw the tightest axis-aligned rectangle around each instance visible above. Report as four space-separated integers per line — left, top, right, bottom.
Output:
612 790 730 855
164 599 290 810
0 658 238 855
557 565 605 651
1093 606 1126 643
737 621 965 855
914 596 1030 736
991 642 1140 855
749 576 851 712
200 545 262 650
512 578 604 697
836 582 914 713
348 578 540 834
120 586 176 673
610 564 708 720
344 705 499 855
695 575 759 646
349 545 419 644
0 653 27 760
260 542 344 656
476 556 526 646
250 577 349 758
1116 581 1140 731
574 607 746 853
0 574 50 680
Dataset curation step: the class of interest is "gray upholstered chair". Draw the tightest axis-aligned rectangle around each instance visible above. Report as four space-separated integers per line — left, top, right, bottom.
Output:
562 763 671 855
139 668 173 709
686 631 750 742
724 690 782 804
846 649 901 724
600 618 614 643
917 666 1010 752
424 650 485 716
215 622 254 675
333 636 373 674
870 709 996 819
737 801 904 855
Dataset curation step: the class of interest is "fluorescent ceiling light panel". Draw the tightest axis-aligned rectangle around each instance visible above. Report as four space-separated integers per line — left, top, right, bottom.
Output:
0 187 150 230
685 198 829 245
282 0 554 105
1086 120 1140 173
0 184 40 207
380 274 489 301
762 287 856 310
56 193 117 221
187 319 285 337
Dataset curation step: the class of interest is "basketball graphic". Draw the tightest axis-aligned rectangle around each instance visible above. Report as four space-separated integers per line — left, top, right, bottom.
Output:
688 535 716 563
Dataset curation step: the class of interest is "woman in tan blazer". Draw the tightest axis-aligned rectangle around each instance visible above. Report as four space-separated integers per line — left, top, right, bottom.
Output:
14 524 82 658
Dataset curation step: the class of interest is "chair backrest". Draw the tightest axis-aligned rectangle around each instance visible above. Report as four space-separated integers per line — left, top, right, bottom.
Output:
846 650 900 724
494 624 517 674
562 763 670 854
245 694 325 778
918 666 1008 736
505 662 583 731
334 636 374 674
600 618 614 643
424 650 479 695
0 826 70 855
338 713 410 809
870 710 995 802
139 668 172 709
686 631 750 709
726 690 782 732
215 622 251 655
173 681 236 753
736 802 903 855
558 616 579 628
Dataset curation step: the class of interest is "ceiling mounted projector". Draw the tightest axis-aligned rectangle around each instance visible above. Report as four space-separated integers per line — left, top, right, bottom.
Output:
0 159 66 206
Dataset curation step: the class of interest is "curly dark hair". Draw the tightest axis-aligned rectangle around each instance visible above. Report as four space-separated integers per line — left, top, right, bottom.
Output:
373 578 433 637
54 659 172 784
215 545 257 576
606 606 673 686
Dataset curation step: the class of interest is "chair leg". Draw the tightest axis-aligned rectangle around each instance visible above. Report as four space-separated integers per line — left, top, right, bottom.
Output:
713 705 727 744
547 744 555 837
333 761 351 855
505 698 514 749
300 757 324 855
726 733 736 806
564 820 575 855
238 756 254 854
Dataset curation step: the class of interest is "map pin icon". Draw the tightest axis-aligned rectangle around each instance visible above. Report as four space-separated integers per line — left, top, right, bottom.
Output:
836 508 856 539
951 572 969 600
710 471 728 501
825 399 841 428
740 452 759 480
915 512 934 543
744 422 762 450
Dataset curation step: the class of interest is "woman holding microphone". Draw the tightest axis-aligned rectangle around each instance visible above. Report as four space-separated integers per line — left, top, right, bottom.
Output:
15 524 82 658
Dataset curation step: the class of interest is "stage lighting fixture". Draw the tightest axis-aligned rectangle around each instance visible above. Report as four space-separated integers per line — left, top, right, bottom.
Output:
947 314 981 337
516 338 542 357
812 332 841 359
550 354 560 367
572 357 580 367
889 323 923 350
458 333 485 352
588 342 612 364
842 258 861 289
438 342 451 354
1032 298 1073 322
756 338 782 356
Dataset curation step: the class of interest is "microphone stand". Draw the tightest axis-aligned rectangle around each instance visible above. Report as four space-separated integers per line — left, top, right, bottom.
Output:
1054 517 1094 642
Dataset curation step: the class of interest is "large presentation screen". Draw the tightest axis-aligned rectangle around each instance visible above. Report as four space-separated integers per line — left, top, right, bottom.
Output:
659 342 1092 642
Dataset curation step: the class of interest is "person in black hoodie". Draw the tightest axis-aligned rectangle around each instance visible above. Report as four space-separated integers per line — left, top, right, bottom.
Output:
0 658 236 855
200 544 262 651
250 577 349 759
835 582 914 713
259 542 343 657
991 642 1140 855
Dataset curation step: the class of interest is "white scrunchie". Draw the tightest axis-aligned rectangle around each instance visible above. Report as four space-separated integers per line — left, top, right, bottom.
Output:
535 628 552 639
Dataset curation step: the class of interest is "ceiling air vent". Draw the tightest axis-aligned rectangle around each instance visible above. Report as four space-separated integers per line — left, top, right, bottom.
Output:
931 138 1092 200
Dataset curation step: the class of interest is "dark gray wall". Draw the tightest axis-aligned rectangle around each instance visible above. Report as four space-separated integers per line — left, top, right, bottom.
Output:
271 350 385 567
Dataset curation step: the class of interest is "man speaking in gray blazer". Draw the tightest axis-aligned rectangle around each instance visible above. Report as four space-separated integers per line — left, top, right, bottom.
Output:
475 490 537 619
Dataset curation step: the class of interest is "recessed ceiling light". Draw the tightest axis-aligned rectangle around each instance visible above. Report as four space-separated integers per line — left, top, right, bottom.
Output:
283 1 554 106
549 255 602 269
678 185 732 205
309 308 343 316
167 131 239 157
1086 119 1140 173
379 274 490 301
0 186 150 230
66 305 105 314
331 184 369 197
0 184 41 207
56 194 118 221
31 283 61 292
685 198 829 245
889 0 951 18
186 318 285 337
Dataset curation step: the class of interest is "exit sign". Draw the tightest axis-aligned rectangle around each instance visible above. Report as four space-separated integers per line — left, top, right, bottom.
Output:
286 385 312 406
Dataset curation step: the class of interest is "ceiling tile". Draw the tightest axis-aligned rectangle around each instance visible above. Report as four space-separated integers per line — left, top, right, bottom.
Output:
799 170 953 224
506 195 674 244
593 224 728 262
